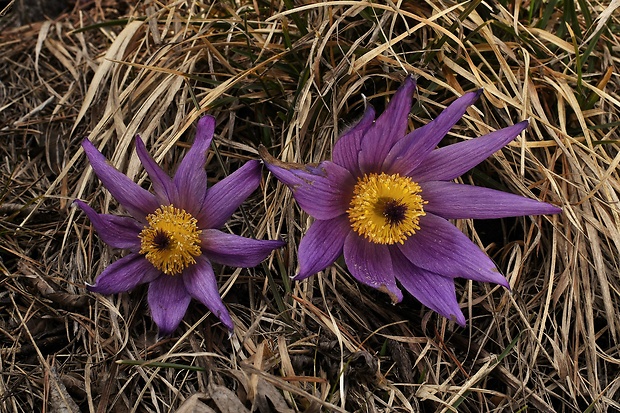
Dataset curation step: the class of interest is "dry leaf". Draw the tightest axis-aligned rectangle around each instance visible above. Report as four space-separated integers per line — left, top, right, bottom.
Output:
48 367 80 413
175 394 217 413
207 383 251 413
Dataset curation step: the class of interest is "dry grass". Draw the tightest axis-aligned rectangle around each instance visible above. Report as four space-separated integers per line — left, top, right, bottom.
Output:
1 0 620 412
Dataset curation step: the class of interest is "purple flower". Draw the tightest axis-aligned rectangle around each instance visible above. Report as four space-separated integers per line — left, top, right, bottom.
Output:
259 77 560 325
76 116 284 335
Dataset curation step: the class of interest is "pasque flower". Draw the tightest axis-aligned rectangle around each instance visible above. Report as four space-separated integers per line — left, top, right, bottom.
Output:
260 77 560 325
76 116 284 335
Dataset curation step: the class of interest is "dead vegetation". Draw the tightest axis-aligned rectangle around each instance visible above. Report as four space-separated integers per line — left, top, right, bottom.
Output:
1 0 620 412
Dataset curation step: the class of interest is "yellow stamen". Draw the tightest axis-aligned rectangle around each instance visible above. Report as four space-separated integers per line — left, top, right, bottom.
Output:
139 205 202 275
347 173 426 245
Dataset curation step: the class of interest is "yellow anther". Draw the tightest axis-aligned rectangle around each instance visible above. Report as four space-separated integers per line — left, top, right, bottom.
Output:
139 205 202 275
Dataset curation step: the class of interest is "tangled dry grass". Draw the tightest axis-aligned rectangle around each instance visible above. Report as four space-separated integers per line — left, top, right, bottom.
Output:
1 0 620 412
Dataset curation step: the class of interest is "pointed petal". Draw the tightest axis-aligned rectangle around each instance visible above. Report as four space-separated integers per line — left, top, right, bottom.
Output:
398 213 509 287
383 90 483 176
410 121 529 181
173 116 215 214
421 181 562 219
259 147 355 220
148 274 191 335
332 105 376 176
201 229 284 267
198 160 261 229
295 215 350 280
343 232 403 303
134 135 176 204
74 200 142 250
358 76 416 173
87 253 162 295
391 249 466 326
82 139 159 220
183 255 234 331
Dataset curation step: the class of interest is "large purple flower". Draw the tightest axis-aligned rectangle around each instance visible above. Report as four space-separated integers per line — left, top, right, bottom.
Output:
76 116 284 335
260 77 560 325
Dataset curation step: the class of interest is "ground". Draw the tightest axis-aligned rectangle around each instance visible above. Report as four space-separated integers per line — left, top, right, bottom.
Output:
1 0 620 412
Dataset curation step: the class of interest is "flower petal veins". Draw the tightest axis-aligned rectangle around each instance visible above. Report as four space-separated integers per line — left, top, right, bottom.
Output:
82 139 159 221
201 229 285 268
198 160 262 228
358 76 416 174
296 215 350 280
86 253 162 295
332 105 376 176
148 275 192 336
259 147 355 220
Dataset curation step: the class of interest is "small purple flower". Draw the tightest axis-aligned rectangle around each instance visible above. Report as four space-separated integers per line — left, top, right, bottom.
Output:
76 116 284 335
260 77 560 325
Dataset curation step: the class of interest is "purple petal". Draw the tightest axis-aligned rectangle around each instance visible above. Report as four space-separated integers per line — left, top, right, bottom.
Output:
82 139 159 220
391 249 466 326
134 135 177 205
410 121 529 181
182 255 234 331
332 105 376 176
74 200 142 250
421 181 561 219
398 213 509 287
173 116 215 215
295 215 350 280
383 90 483 176
198 160 261 229
87 253 162 295
200 229 284 268
343 232 403 303
259 147 355 220
148 274 191 335
358 76 416 173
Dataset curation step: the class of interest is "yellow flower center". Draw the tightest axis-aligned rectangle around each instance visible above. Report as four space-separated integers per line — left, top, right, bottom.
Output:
347 173 426 245
139 205 202 275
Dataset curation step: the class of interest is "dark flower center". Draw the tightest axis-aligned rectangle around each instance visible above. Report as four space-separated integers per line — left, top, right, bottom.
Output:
152 230 172 251
378 198 408 226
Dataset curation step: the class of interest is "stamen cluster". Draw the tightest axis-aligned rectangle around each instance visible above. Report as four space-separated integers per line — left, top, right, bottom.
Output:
347 173 426 244
139 205 203 275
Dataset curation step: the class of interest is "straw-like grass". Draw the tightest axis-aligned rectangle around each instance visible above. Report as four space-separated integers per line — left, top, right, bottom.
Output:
1 0 619 411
